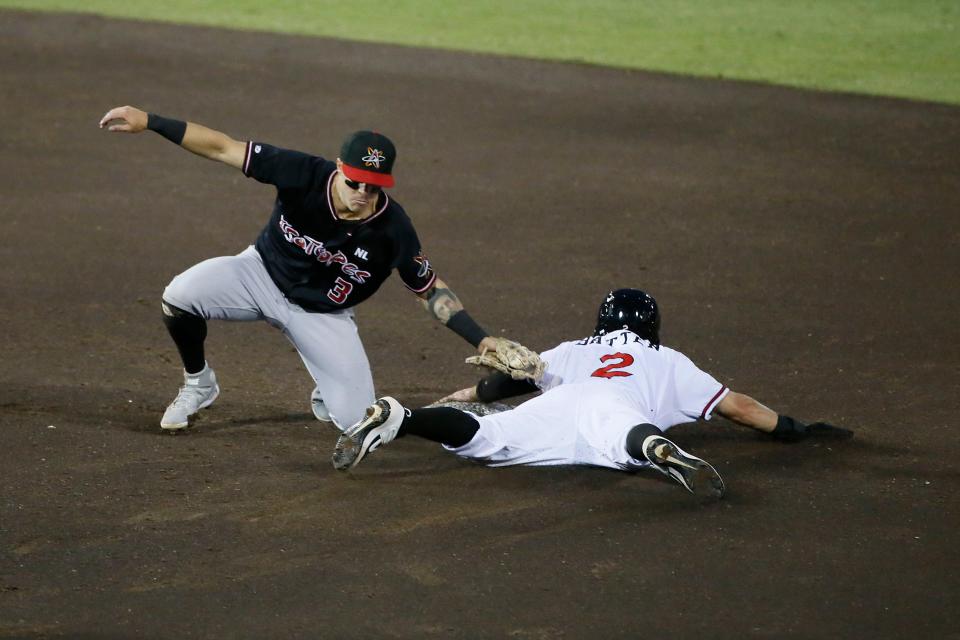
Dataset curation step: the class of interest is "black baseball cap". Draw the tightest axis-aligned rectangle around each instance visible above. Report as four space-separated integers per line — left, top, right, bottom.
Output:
340 130 396 188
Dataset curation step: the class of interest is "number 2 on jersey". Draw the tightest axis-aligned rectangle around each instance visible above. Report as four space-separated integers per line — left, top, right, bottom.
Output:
591 352 635 378
327 277 353 304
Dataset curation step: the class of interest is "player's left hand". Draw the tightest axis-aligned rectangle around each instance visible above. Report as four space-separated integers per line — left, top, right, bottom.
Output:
477 337 499 353
435 386 479 403
772 416 854 442
467 337 544 383
803 422 855 440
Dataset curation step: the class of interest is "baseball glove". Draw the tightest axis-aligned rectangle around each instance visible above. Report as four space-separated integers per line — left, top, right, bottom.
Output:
465 338 544 383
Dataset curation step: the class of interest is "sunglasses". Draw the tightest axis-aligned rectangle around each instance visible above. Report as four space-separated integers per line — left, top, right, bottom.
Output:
344 177 382 194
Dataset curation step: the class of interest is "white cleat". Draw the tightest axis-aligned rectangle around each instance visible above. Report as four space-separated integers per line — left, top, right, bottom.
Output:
642 435 725 499
332 397 405 471
160 366 220 431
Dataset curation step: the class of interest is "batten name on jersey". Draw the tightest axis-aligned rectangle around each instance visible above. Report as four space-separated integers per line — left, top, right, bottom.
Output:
576 331 649 347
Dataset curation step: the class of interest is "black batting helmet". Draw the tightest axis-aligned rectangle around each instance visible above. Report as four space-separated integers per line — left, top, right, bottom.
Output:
594 289 660 347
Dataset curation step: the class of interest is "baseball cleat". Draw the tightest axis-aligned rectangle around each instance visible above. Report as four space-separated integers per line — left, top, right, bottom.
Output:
332 397 405 471
310 386 332 423
641 435 725 499
160 366 220 431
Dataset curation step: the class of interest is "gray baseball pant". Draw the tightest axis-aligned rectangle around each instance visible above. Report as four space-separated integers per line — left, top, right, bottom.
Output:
162 245 376 429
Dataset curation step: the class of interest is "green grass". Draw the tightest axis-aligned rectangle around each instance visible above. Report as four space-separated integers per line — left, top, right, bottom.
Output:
5 0 959 104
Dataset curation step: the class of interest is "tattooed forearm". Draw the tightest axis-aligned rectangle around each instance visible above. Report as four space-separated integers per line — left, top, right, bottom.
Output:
423 282 464 324
418 278 490 348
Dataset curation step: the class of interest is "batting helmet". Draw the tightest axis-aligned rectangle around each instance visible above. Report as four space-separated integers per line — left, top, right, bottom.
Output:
594 289 660 347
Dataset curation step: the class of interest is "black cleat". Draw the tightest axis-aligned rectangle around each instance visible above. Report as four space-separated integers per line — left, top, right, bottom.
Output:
642 435 725 499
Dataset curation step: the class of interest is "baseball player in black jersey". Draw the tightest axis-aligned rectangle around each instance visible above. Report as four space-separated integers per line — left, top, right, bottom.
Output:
100 105 505 431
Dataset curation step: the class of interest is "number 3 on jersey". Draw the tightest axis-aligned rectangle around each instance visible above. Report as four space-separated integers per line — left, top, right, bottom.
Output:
327 277 353 304
591 352 635 379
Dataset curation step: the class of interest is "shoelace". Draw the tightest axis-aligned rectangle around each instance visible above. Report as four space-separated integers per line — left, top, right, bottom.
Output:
170 385 213 408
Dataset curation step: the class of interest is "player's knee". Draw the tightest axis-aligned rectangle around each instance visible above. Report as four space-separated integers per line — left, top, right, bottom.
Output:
161 298 207 340
625 423 662 460
162 268 208 314
161 299 197 319
162 277 189 309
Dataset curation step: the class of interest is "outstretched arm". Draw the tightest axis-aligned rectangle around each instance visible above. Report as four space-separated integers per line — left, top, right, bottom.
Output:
417 277 498 353
99 105 246 169
415 277 542 382
716 390 853 441
436 369 540 404
716 391 777 433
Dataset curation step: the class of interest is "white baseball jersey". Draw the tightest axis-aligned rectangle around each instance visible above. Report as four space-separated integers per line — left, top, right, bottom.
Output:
449 329 729 470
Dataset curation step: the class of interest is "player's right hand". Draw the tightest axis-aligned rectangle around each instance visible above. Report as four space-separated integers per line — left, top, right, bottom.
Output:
99 105 148 133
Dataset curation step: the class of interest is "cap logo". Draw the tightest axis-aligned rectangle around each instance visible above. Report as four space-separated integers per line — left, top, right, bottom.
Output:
362 147 386 168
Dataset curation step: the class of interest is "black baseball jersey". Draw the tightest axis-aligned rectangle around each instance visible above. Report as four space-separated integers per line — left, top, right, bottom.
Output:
242 142 436 312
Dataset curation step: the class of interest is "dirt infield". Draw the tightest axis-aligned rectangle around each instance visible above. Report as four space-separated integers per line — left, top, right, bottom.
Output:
1 9 959 639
